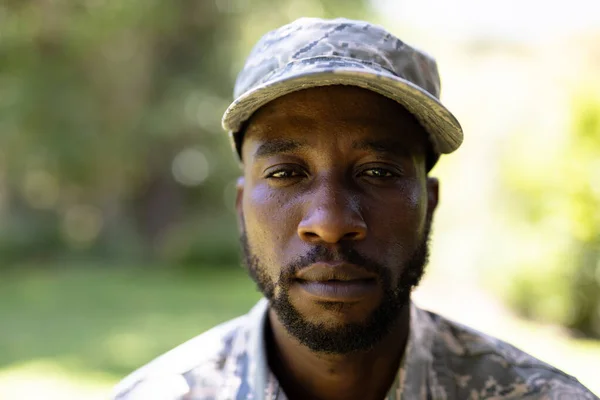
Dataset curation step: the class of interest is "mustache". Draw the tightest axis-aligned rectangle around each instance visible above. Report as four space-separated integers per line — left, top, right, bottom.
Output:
280 244 385 282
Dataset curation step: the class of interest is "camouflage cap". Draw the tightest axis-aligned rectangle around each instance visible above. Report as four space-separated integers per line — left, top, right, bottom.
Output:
222 17 463 160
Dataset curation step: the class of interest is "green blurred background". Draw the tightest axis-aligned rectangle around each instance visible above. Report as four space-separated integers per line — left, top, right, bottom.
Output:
1 0 599 398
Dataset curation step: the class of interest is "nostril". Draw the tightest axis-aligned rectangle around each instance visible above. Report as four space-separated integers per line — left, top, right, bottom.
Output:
303 232 320 240
343 232 362 240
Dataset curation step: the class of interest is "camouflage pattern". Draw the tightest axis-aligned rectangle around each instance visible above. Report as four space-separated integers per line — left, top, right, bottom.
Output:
221 17 464 157
113 299 598 400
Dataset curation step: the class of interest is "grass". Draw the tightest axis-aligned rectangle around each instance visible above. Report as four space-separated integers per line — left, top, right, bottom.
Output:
0 265 261 398
1 266 599 398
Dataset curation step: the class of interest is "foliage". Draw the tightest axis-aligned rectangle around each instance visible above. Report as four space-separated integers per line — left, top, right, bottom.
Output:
495 90 600 338
0 0 369 267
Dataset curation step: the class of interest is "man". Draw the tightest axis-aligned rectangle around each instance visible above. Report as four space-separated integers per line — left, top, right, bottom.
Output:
113 18 598 400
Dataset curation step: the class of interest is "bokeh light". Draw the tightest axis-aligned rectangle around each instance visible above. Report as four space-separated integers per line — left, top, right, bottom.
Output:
22 169 60 210
61 205 104 248
171 148 210 187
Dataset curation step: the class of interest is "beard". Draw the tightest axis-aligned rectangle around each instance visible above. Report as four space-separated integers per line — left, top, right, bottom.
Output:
240 222 431 355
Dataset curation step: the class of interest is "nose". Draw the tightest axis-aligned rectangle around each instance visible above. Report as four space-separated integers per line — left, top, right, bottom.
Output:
297 186 367 244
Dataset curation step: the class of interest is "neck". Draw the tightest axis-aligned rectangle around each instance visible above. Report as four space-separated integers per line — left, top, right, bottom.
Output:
266 305 410 400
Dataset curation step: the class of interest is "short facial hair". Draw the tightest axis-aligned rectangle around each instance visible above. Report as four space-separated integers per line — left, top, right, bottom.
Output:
240 222 431 354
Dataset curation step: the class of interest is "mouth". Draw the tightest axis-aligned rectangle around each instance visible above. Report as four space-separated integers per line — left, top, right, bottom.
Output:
296 278 377 302
294 263 379 302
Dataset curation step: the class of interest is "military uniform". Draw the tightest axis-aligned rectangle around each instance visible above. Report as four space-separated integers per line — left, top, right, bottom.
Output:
113 299 597 399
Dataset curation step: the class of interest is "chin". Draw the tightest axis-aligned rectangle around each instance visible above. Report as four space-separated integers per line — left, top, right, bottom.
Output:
290 292 384 326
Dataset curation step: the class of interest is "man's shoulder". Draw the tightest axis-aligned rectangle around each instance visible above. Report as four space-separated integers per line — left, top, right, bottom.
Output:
111 315 246 400
424 309 598 399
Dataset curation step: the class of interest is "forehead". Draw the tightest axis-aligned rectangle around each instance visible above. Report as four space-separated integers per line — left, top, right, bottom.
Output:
241 85 428 159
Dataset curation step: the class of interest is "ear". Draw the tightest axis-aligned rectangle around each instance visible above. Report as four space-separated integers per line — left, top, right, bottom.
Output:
425 177 439 220
236 176 245 230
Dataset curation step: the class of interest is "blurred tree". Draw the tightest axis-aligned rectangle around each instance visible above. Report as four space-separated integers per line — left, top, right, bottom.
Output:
564 96 600 337
496 90 600 338
0 0 369 266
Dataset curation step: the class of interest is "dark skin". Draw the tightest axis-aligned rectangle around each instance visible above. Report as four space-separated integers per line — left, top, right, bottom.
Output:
236 85 439 400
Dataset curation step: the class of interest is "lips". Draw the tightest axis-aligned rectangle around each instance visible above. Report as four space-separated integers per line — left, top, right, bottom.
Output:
295 263 377 282
294 263 378 301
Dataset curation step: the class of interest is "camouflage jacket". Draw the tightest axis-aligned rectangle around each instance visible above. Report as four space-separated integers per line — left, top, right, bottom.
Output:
113 299 597 400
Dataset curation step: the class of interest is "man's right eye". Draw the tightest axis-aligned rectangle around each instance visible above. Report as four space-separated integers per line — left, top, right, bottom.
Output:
266 168 302 179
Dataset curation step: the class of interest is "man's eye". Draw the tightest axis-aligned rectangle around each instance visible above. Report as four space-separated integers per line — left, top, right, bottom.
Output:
266 169 302 179
361 168 397 178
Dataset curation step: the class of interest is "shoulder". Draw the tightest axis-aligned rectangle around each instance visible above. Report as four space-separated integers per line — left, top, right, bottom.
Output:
111 315 246 400
423 309 598 399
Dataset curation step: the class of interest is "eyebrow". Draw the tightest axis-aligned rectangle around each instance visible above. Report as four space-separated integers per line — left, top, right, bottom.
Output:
351 138 414 157
252 137 418 160
253 138 307 159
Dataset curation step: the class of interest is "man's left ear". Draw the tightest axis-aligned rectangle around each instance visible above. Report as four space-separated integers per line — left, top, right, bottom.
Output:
426 177 439 218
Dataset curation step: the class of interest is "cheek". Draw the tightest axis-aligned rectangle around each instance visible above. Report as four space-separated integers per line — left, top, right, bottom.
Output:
404 182 428 229
364 183 428 254
370 180 426 223
243 183 300 264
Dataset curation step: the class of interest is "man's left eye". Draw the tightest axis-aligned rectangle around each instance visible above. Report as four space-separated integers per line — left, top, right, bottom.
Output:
361 168 397 178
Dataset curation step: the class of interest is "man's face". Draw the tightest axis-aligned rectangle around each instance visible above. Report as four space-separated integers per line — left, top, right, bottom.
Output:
237 85 438 354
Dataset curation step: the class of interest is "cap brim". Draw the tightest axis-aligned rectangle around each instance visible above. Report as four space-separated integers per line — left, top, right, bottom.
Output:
222 57 463 154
